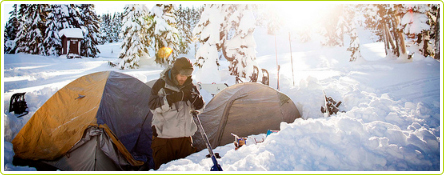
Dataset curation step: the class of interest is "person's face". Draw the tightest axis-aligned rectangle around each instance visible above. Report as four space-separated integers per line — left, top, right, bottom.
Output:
176 73 189 86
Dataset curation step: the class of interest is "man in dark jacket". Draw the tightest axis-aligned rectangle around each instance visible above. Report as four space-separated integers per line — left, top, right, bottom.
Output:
148 57 204 170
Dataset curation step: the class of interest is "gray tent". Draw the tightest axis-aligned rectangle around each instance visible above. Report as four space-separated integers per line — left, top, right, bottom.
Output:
192 82 301 151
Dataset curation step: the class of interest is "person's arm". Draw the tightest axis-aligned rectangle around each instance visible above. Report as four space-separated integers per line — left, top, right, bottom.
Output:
148 79 166 110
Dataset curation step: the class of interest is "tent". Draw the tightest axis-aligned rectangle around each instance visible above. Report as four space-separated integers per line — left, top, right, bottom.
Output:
12 71 154 171
192 82 301 151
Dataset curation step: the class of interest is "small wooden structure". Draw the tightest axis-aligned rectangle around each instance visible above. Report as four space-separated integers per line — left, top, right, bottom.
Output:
59 28 83 58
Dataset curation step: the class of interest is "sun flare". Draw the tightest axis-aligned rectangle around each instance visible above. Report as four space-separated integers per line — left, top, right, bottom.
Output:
271 3 335 31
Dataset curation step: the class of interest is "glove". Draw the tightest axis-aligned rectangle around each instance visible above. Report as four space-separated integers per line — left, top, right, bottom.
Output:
181 84 195 101
166 91 184 106
189 92 204 110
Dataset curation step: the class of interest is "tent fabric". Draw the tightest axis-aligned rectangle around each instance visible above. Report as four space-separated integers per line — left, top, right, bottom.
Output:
192 82 301 151
12 71 154 170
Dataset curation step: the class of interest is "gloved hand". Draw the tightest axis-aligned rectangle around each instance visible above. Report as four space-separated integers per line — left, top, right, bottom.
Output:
181 84 195 101
166 91 184 106
190 93 204 110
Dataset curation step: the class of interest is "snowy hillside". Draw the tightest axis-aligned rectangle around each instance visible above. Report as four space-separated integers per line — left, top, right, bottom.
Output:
2 26 441 172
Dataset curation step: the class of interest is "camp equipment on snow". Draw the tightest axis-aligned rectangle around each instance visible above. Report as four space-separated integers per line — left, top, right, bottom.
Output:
9 92 28 117
12 71 154 171
192 82 301 152
231 133 247 150
191 110 223 171
261 68 269 85
321 90 344 117
205 153 221 159
266 130 279 136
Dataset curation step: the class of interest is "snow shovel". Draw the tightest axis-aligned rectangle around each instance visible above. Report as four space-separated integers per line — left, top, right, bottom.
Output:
191 110 223 171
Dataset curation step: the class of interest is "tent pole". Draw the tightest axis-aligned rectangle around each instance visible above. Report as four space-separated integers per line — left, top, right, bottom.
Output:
275 34 279 91
289 32 294 87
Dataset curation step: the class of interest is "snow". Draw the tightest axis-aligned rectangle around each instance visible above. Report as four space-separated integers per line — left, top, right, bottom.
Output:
400 12 430 35
2 20 442 173
58 28 83 39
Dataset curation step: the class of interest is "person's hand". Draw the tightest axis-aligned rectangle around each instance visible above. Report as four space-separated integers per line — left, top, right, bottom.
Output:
166 91 183 106
181 84 195 101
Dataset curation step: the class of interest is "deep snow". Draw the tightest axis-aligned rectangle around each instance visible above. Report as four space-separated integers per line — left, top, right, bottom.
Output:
2 25 442 172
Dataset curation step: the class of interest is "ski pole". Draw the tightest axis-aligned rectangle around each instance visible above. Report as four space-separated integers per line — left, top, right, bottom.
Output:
191 110 223 171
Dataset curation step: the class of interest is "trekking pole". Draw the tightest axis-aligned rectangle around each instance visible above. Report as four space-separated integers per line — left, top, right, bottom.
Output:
191 110 223 171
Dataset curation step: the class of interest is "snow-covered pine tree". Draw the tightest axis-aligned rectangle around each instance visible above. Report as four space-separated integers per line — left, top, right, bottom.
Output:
399 5 432 58
111 12 123 42
15 4 29 54
79 4 100 57
319 5 344 46
429 4 440 60
148 4 180 65
119 4 150 69
15 4 49 55
194 4 259 81
43 4 63 56
175 4 192 55
347 23 363 62
4 4 19 54
98 14 110 44
222 4 259 81
193 4 223 69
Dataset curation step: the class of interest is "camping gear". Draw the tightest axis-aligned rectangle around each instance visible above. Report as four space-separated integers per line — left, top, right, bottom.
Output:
321 90 343 117
9 92 28 117
261 68 269 86
192 82 301 152
231 133 247 150
191 110 223 171
12 71 154 171
266 130 279 136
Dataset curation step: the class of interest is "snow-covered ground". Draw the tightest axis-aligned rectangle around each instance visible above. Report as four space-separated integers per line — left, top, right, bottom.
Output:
2 26 442 172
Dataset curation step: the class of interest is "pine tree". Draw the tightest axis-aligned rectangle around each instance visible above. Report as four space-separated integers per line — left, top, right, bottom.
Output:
118 4 150 69
347 23 363 62
98 14 110 44
194 4 259 81
4 4 19 54
429 4 440 60
15 4 29 54
175 4 192 55
43 4 63 56
147 4 180 65
319 5 344 46
15 4 49 55
193 4 223 69
79 4 100 57
222 5 258 81
111 12 123 42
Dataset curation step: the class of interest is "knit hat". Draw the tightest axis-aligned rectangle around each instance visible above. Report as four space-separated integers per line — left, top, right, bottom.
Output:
172 57 194 76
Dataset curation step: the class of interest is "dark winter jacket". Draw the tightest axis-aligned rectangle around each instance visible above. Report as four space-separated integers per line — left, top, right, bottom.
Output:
148 66 204 138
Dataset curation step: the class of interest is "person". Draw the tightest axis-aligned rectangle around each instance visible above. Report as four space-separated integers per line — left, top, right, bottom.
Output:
148 57 204 170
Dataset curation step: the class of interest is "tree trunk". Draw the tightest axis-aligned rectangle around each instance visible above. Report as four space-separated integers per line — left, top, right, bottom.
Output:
394 5 407 56
391 20 400 57
422 30 430 57
434 8 440 60
384 23 396 53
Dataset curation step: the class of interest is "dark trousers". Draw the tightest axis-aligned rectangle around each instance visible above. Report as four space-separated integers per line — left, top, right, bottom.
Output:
151 136 196 170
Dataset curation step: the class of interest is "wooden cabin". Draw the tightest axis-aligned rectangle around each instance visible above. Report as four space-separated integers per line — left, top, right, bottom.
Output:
59 28 83 58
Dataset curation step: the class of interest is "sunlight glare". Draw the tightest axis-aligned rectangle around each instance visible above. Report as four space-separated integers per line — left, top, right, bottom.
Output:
272 3 334 31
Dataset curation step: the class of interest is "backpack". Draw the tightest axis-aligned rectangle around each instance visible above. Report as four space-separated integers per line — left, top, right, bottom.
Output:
9 92 28 117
